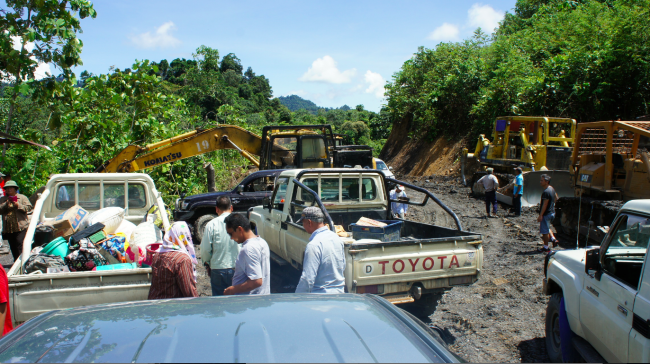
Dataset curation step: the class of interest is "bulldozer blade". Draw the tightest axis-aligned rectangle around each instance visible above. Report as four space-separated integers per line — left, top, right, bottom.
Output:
520 170 573 207
495 170 573 207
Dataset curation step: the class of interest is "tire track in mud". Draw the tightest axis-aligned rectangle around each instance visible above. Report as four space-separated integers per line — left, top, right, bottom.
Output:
402 176 551 363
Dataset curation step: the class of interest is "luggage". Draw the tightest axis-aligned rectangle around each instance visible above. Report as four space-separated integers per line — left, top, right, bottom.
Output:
34 225 55 248
69 222 106 249
25 253 67 274
65 238 107 272
80 207 125 234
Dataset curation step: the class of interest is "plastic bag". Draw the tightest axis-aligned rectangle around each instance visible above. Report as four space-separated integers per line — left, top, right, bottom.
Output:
80 207 125 234
115 219 136 241
98 236 127 262
25 254 66 274
129 222 162 265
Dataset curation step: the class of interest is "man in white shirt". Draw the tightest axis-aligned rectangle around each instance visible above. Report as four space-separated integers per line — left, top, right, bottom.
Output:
295 207 345 294
200 196 240 296
390 185 408 219
477 168 500 218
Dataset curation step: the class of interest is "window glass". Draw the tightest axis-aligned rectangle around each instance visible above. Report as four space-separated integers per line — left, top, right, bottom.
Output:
55 184 75 209
272 178 289 210
300 177 378 202
104 184 125 208
603 213 650 289
128 184 147 209
244 177 274 193
78 184 100 210
302 138 327 159
376 161 387 170
270 137 297 168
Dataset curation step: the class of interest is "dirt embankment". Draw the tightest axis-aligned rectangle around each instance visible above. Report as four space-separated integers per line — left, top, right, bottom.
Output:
380 115 467 177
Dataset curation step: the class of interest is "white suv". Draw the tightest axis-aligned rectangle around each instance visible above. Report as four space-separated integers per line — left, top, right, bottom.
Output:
374 158 395 179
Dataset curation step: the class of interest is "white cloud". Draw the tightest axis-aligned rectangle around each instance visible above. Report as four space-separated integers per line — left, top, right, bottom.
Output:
364 71 385 98
428 23 460 42
299 56 356 84
3 36 51 80
467 4 504 32
129 21 181 49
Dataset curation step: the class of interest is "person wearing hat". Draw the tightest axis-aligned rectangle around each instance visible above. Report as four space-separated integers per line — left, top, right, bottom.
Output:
390 184 408 219
295 207 345 294
513 167 524 217
0 181 33 261
477 168 500 218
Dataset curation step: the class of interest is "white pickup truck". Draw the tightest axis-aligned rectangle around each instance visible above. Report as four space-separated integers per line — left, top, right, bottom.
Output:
248 169 484 304
543 199 650 362
7 173 170 326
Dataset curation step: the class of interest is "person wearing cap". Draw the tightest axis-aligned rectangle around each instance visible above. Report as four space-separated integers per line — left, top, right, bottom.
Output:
513 167 524 217
0 181 33 261
295 206 346 294
390 185 408 219
477 168 500 218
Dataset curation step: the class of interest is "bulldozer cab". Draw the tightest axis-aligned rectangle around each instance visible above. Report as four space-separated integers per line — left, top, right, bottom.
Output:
571 121 650 200
260 125 333 170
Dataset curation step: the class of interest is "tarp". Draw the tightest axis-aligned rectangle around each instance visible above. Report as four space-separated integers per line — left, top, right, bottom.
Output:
0 131 51 150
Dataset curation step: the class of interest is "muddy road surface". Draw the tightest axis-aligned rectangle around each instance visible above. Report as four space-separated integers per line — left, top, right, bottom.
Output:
190 175 575 362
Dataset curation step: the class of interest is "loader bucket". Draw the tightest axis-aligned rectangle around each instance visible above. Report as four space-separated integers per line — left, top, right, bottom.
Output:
520 170 573 207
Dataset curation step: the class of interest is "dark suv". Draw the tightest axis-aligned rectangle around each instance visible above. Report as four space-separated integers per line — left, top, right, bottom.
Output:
174 169 283 243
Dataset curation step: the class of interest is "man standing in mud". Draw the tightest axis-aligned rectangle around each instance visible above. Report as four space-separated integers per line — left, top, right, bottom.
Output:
477 168 499 218
537 174 556 252
513 167 523 216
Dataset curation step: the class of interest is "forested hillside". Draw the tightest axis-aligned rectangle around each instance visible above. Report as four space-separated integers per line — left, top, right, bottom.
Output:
0 0 390 205
383 0 650 145
278 95 351 114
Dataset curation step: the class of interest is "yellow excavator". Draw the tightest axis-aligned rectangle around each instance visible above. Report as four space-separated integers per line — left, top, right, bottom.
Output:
461 116 577 207
96 124 375 173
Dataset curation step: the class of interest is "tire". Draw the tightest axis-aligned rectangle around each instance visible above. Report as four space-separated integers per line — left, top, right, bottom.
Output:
545 293 564 362
194 214 217 244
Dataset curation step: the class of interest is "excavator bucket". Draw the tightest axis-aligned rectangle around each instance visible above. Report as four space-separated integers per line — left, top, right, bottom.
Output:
496 170 574 207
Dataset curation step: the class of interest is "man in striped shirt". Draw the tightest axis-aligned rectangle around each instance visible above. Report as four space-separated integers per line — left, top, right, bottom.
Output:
148 250 198 300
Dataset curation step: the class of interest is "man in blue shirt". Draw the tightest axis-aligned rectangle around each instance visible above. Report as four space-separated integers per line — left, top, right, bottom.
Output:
513 167 524 217
295 207 346 294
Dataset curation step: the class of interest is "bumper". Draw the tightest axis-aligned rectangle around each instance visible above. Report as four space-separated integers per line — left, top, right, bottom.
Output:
173 210 195 222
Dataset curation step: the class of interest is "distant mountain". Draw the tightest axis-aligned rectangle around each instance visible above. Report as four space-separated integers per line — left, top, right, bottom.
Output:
278 95 350 114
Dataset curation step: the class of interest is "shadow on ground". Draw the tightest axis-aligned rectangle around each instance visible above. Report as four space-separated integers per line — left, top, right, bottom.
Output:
517 337 550 363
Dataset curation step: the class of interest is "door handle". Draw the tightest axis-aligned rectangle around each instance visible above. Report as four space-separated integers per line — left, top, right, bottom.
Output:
618 305 628 316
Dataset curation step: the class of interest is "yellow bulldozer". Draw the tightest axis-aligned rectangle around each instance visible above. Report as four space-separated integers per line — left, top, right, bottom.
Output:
461 116 576 206
556 120 650 242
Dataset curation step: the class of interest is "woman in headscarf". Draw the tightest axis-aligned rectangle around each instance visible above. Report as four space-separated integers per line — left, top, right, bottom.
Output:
148 222 198 300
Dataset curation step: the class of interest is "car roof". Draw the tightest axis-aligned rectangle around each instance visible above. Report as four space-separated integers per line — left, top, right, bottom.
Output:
0 294 455 363
621 199 650 216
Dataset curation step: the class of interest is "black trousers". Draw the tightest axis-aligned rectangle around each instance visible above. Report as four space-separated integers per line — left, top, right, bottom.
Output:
485 191 497 214
5 229 27 261
513 194 522 215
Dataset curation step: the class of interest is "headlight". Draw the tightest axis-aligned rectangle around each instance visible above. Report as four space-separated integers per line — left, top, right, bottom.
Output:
181 201 189 210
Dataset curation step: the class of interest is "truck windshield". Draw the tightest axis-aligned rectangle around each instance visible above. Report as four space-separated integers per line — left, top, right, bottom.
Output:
603 213 650 289
376 161 388 170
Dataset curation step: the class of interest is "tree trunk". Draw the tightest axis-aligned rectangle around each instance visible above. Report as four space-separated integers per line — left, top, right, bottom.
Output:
204 162 216 192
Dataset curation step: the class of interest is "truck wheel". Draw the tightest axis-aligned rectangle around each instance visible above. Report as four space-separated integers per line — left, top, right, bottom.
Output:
545 293 564 362
194 214 217 244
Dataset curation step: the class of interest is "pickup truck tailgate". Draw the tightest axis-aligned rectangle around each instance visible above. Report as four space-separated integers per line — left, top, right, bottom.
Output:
9 269 152 325
348 237 482 294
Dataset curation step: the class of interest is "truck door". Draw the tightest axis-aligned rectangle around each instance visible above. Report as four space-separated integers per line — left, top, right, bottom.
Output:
629 215 650 362
234 175 272 211
580 213 647 362
263 178 289 257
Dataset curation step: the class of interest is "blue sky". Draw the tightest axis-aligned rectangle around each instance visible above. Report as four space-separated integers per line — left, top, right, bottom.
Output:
65 0 518 111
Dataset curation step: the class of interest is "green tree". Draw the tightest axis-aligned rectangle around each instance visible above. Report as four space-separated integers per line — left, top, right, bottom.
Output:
0 0 96 165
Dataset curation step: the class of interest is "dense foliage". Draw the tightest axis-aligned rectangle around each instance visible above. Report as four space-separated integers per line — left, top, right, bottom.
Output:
278 94 352 114
384 0 650 141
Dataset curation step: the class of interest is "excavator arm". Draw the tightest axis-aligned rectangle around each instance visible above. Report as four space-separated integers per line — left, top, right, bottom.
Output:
98 125 264 173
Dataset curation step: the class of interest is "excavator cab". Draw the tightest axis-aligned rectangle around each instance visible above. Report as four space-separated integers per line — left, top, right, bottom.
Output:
261 125 333 170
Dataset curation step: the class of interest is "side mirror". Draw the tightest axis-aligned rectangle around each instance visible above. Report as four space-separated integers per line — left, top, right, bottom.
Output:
236 185 244 194
180 192 186 199
585 248 602 280
263 196 271 209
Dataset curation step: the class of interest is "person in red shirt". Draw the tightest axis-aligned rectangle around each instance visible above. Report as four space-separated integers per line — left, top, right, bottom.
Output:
0 267 13 336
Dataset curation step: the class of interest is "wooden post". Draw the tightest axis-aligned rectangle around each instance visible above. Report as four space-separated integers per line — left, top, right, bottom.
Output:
204 162 216 192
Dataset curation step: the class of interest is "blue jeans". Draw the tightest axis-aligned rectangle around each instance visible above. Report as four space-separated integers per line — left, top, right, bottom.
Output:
210 268 234 296
540 213 555 235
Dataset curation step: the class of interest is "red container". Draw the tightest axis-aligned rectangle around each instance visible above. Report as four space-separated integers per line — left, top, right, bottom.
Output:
142 242 161 266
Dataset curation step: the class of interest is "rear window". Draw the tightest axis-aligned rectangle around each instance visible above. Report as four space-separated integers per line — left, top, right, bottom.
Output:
55 183 147 211
301 177 378 202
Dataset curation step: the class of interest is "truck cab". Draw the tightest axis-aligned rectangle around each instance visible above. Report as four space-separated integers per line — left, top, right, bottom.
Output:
544 199 650 362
